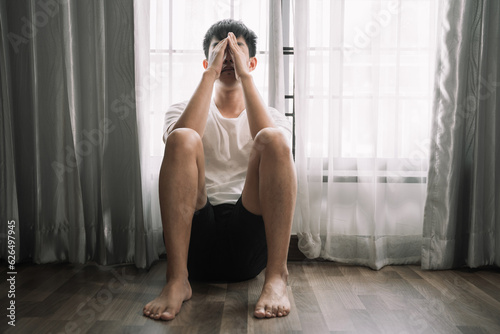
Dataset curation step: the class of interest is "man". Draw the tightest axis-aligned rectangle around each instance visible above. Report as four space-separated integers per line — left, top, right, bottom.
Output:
143 19 297 321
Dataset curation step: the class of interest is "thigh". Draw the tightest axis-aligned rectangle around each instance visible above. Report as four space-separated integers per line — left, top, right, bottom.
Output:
241 127 286 215
241 141 262 215
164 128 207 211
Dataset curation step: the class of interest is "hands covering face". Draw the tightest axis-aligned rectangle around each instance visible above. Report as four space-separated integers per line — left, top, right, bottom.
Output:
207 32 252 81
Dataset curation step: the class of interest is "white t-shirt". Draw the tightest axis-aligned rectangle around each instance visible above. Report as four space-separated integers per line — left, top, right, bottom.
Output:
163 99 292 205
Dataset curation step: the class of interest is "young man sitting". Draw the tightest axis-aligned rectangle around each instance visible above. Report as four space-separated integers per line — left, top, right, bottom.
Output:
143 19 297 321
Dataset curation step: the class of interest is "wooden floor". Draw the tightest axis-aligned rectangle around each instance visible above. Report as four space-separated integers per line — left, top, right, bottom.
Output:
1 260 500 334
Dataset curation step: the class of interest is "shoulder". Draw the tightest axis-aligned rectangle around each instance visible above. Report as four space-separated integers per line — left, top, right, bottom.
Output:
167 100 189 113
267 106 284 117
266 107 292 144
163 100 189 143
267 107 290 126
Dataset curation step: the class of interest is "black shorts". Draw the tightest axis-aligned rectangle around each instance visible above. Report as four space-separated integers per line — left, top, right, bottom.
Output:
186 197 268 282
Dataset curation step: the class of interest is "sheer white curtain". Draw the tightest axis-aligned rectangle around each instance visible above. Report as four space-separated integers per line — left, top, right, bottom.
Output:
293 0 438 269
133 0 281 262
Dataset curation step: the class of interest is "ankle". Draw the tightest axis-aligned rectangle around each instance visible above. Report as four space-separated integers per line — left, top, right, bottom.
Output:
265 266 289 282
166 277 189 284
166 271 189 284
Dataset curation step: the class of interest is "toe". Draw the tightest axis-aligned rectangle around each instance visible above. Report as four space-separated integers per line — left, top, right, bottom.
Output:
149 307 160 319
143 303 152 315
160 313 172 320
254 305 266 319
265 305 273 318
277 305 283 317
160 311 175 321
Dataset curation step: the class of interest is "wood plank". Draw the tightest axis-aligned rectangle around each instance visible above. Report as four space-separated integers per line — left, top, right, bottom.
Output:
87 320 128 334
350 309 383 333
220 281 248 333
302 262 339 288
3 317 70 334
328 275 365 310
392 265 424 280
456 269 500 304
313 288 355 332
16 263 80 302
293 285 330 333
358 294 410 333
406 297 463 334
457 325 490 334
3 261 500 333
476 268 500 286
288 262 311 288
417 270 500 330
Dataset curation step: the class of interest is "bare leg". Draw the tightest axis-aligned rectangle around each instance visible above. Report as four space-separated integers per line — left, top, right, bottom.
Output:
143 128 207 321
242 127 297 318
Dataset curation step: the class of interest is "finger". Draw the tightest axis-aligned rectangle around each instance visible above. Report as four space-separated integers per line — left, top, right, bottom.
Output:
220 37 229 47
224 38 232 54
227 37 238 58
220 38 230 53
210 38 226 56
227 43 235 57
214 38 228 52
230 34 239 49
226 33 237 49
210 38 228 63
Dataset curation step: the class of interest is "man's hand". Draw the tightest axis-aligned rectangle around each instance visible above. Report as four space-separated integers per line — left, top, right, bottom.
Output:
227 32 251 81
206 37 229 79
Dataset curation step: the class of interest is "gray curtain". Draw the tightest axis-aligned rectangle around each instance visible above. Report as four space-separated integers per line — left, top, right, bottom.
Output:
0 0 158 268
422 0 500 269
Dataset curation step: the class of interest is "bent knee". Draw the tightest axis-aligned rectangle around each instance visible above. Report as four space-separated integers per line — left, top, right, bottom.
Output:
254 127 291 156
165 128 203 155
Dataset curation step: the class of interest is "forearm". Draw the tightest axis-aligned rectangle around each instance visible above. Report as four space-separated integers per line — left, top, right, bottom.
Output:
171 69 217 137
240 75 275 138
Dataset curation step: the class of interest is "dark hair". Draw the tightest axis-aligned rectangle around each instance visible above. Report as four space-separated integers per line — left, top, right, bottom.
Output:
203 19 257 59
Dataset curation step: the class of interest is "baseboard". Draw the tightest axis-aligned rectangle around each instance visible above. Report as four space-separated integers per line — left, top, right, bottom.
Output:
288 234 306 261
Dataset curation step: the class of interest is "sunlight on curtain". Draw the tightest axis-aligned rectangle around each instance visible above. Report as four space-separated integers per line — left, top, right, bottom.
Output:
293 0 439 269
135 0 272 257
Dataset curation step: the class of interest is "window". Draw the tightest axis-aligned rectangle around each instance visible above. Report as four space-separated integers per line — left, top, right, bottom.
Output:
283 0 438 183
149 0 438 180
149 0 271 158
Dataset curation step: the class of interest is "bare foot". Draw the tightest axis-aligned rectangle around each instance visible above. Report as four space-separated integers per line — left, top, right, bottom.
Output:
143 279 192 321
254 274 290 318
